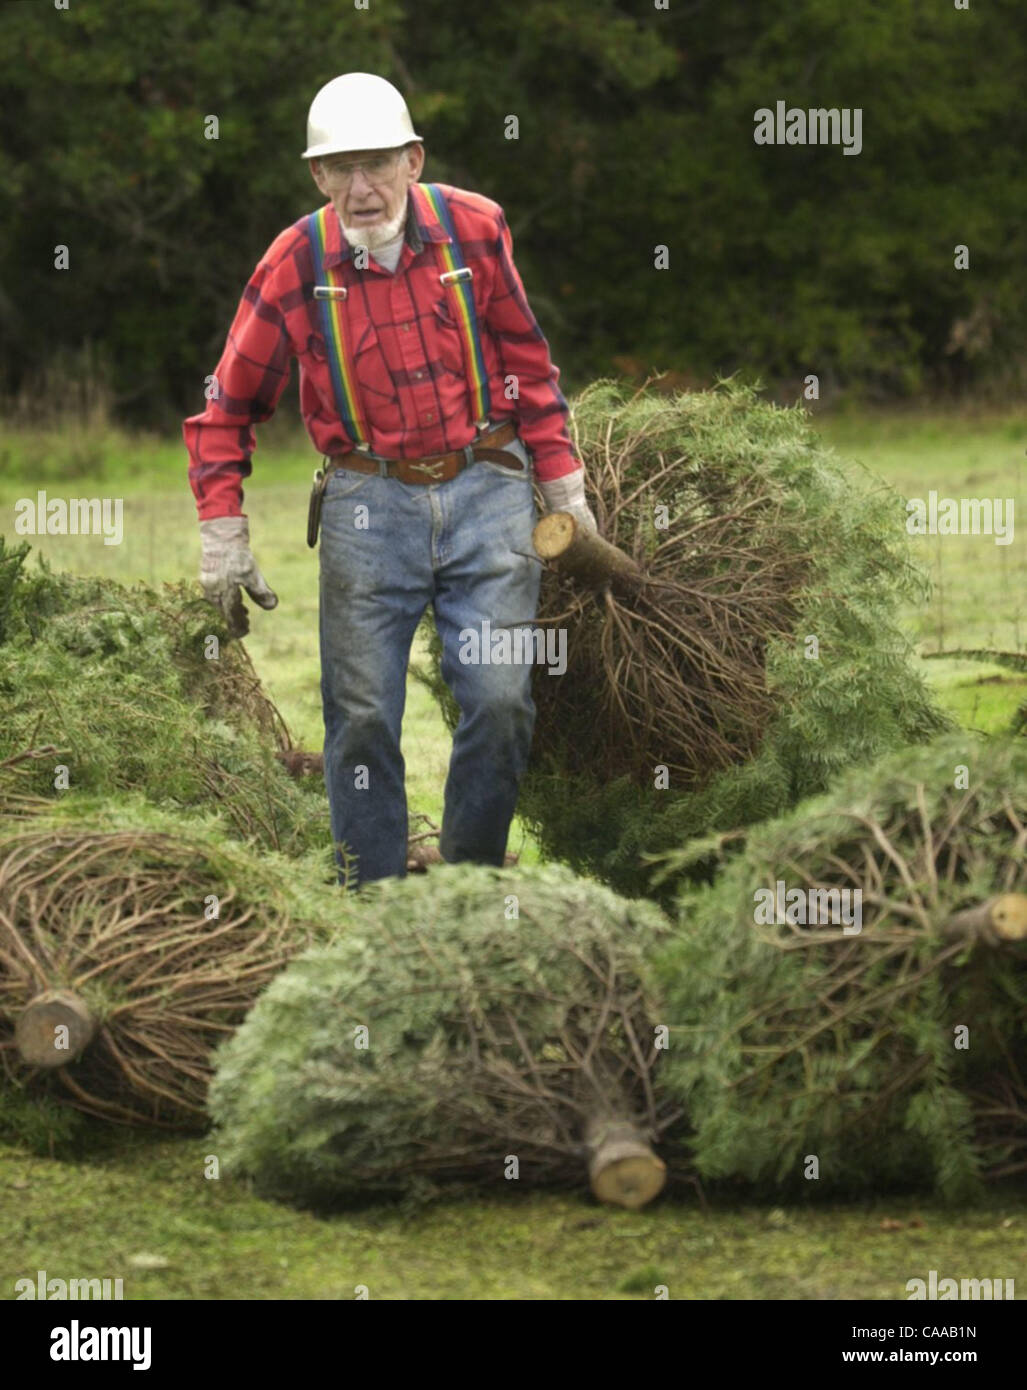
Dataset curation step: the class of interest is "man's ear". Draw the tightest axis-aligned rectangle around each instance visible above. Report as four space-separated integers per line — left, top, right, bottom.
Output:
309 159 327 197
406 143 425 181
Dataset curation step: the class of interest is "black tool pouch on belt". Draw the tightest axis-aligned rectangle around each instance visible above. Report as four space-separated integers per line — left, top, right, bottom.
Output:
307 467 328 549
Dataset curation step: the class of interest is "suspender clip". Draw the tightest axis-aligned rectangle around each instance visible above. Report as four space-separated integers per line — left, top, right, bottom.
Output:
306 189 491 449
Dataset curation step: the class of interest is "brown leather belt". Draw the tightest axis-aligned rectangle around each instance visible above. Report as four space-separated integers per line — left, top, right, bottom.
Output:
325 420 522 486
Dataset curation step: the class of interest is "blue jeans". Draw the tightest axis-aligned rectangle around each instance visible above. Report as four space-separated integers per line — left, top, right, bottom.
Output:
318 437 541 886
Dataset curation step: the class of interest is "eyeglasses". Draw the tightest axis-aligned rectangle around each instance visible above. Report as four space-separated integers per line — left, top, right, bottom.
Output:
319 151 404 186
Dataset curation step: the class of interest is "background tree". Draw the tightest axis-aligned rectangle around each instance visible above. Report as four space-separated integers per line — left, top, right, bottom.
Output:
1 0 1024 422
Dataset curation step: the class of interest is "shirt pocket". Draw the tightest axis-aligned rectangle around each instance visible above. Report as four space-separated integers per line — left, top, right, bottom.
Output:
307 322 397 407
430 298 466 377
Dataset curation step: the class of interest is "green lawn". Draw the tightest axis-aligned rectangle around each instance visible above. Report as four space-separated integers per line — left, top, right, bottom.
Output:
815 408 1026 647
814 407 1027 733
1 403 1025 1299
3 1133 1025 1300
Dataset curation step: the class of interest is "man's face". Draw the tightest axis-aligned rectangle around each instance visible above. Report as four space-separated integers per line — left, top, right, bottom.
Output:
310 143 425 248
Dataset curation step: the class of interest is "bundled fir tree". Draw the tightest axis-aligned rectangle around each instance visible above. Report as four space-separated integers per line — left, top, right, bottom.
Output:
0 798 339 1129
416 381 949 901
0 542 342 1141
649 733 1027 1201
209 864 681 1209
0 538 326 857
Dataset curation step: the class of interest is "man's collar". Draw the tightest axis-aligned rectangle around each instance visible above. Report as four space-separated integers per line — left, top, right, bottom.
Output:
321 183 451 266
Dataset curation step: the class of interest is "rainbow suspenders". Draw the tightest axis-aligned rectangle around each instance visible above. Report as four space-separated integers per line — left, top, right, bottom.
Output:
305 184 495 544
306 182 492 452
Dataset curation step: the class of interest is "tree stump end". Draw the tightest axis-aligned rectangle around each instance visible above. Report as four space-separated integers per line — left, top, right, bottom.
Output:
586 1118 667 1209
533 511 578 560
990 893 1027 942
532 513 643 595
15 990 96 1069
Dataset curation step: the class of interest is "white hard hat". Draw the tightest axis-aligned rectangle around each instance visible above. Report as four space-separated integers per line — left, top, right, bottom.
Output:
302 73 422 159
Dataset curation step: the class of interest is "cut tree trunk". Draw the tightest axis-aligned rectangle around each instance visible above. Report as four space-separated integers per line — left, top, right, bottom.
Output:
533 513 643 595
585 1114 667 1209
943 894 1027 945
15 990 96 1068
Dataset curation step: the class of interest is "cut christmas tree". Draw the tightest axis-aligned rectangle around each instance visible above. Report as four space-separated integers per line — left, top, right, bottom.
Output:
209 863 682 1209
0 800 339 1128
416 380 949 901
649 733 1027 1201
0 537 327 858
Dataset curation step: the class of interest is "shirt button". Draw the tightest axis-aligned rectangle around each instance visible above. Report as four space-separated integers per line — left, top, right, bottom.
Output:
401 323 411 333
413 370 424 381
422 412 435 424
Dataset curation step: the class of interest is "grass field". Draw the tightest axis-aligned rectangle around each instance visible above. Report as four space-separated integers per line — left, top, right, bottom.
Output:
1 400 1025 1299
814 407 1027 733
3 1132 1025 1300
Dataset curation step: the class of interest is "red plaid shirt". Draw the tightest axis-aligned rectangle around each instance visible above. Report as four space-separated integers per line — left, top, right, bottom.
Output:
184 181 581 518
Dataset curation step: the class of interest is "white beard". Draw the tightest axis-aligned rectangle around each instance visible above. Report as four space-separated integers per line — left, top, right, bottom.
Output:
339 203 407 251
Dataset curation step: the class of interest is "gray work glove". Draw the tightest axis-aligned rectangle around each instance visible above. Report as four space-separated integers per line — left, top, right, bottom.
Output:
537 468 599 534
199 516 278 639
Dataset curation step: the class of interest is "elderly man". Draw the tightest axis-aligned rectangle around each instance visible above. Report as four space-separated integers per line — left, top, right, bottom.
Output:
185 72 596 886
